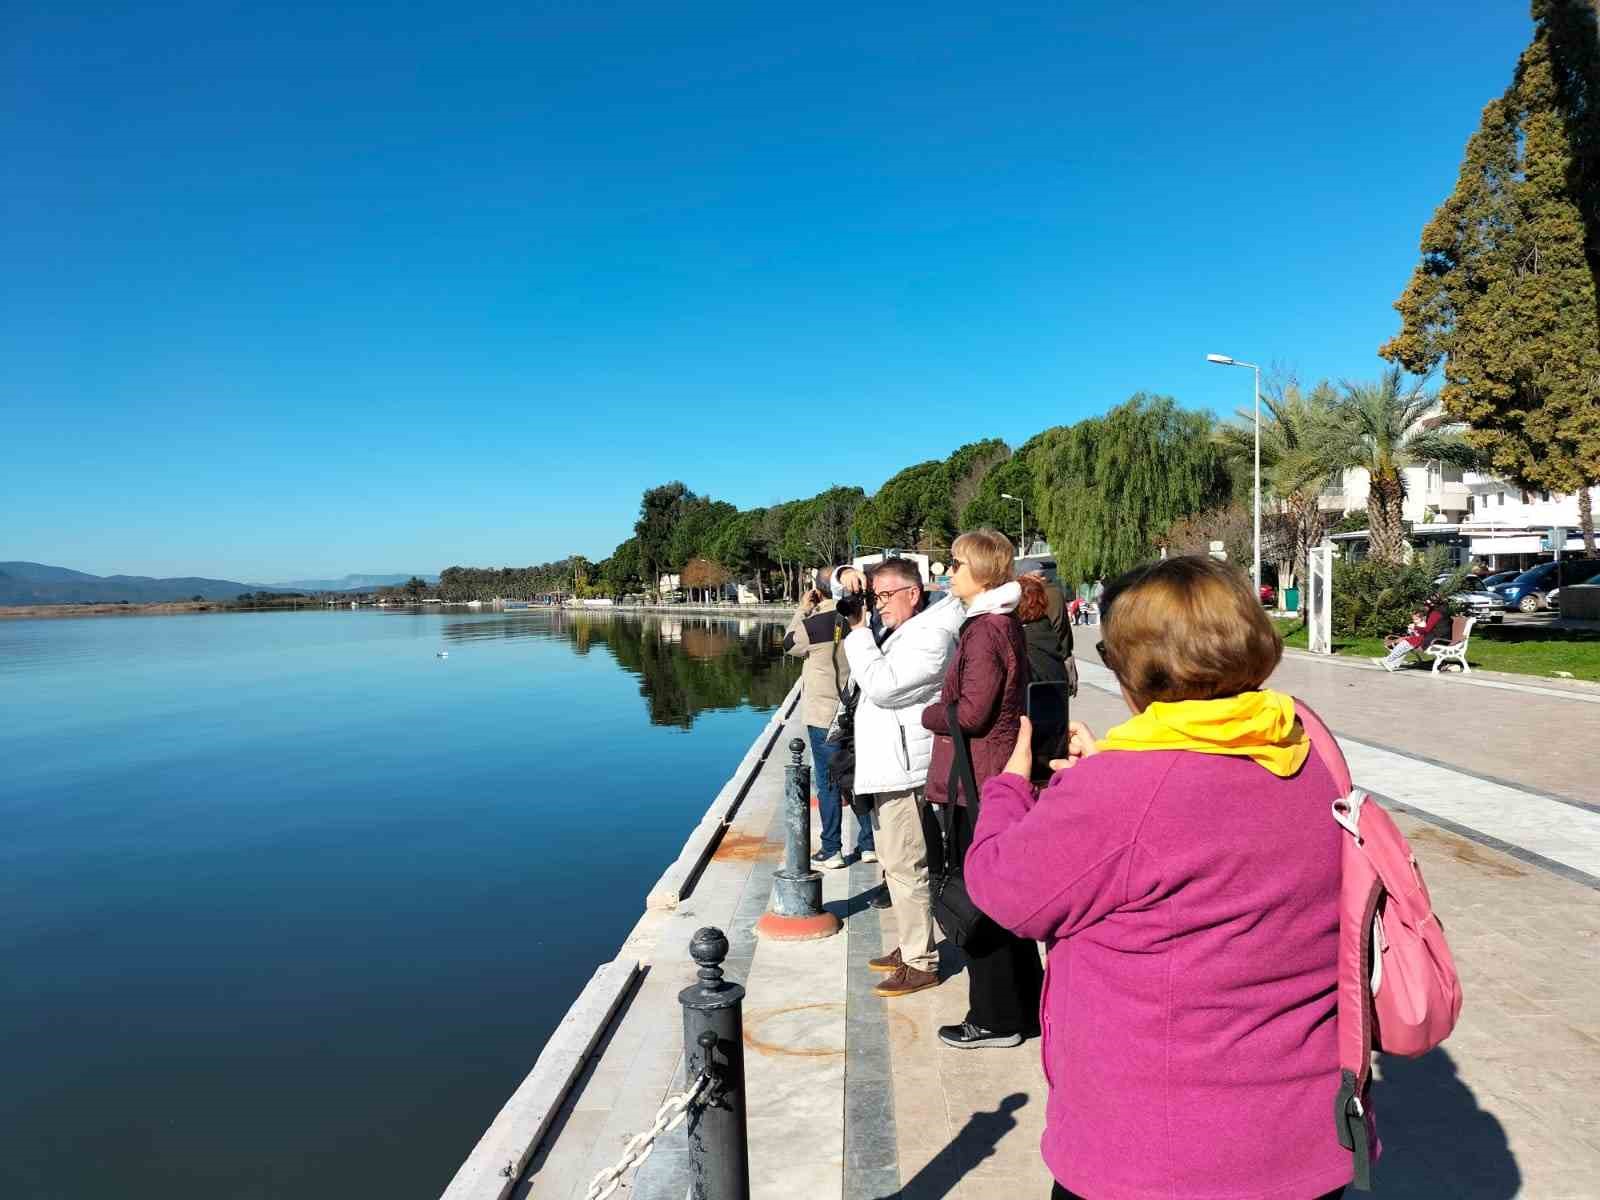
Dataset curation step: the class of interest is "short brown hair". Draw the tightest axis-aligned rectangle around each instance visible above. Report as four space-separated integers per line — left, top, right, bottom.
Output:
1100 556 1282 709
1016 573 1050 623
951 529 1015 590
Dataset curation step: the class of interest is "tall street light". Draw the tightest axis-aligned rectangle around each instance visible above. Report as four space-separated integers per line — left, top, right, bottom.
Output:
1001 493 1026 555
1206 353 1262 594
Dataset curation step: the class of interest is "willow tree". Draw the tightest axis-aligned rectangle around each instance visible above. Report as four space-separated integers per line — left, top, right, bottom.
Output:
1034 395 1230 583
1382 0 1600 551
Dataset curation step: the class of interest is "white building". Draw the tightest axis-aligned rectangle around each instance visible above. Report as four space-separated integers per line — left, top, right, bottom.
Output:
1460 479 1598 569
1314 461 1472 526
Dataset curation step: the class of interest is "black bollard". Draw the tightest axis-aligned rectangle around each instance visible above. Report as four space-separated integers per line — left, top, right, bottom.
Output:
678 927 750 1200
755 738 841 940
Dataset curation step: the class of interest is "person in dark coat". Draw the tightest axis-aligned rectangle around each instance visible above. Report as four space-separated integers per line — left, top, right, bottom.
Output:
920 528 1045 1049
1017 574 1070 782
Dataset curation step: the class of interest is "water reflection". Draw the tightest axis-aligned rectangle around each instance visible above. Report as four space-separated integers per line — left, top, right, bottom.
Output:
436 610 797 728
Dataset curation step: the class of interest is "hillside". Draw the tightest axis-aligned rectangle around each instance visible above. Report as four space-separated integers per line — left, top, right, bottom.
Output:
0 562 279 605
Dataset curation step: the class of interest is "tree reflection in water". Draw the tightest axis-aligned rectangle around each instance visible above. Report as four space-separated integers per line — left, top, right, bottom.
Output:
438 610 798 728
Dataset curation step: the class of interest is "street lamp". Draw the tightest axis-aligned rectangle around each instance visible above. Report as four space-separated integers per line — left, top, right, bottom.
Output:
1001 493 1026 555
1207 353 1262 594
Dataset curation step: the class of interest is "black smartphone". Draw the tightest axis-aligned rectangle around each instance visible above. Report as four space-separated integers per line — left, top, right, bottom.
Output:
1025 679 1072 736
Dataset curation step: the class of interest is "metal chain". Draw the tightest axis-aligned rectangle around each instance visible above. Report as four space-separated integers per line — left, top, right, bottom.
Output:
582 1071 712 1200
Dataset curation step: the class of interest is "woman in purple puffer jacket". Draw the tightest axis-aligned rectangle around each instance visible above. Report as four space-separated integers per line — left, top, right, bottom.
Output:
966 556 1362 1200
920 528 1044 1051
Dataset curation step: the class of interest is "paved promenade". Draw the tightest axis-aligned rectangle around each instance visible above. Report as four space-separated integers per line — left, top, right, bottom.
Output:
513 639 1599 1200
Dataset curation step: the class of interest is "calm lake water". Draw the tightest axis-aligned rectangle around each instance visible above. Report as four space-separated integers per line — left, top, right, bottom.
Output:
0 608 796 1199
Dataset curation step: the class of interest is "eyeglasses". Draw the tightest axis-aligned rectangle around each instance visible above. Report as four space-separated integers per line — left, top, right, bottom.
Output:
872 584 917 606
949 558 965 573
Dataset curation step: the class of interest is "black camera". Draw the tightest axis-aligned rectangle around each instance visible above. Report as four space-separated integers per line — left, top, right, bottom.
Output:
835 586 874 622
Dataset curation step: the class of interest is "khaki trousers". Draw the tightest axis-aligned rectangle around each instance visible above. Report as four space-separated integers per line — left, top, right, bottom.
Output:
869 787 937 974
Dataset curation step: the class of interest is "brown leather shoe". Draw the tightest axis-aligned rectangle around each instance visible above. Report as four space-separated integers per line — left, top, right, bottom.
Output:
867 947 903 974
873 964 939 998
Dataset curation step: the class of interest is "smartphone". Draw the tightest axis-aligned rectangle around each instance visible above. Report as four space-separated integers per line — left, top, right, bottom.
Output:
1025 679 1072 736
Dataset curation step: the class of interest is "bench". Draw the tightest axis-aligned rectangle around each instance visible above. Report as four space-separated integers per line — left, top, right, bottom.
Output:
1421 615 1477 674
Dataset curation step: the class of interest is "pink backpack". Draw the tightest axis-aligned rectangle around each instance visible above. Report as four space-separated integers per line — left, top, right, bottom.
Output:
1298 700 1464 1191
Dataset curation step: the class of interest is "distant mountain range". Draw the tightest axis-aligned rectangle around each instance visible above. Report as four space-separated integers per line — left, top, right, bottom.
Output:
0 562 436 606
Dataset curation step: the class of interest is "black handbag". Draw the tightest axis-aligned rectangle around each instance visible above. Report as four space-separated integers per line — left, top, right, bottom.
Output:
929 699 989 948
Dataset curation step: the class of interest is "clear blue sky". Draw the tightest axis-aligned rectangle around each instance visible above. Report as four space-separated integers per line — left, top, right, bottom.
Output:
3 1 1531 581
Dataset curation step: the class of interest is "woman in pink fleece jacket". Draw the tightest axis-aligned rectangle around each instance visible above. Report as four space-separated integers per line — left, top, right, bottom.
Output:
966 556 1360 1200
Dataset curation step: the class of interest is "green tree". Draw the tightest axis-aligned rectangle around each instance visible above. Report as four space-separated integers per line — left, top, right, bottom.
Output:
634 482 695 594
802 486 865 567
961 451 1037 542
854 461 948 552
1214 376 1341 588
1383 0 1600 551
1034 395 1230 582
1321 369 1482 564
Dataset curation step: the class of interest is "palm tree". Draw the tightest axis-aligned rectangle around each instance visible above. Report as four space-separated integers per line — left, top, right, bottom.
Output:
1316 368 1482 565
1214 379 1341 588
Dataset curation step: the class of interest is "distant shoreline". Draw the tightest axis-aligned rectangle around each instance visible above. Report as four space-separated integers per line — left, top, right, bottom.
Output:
0 600 801 622
0 601 299 621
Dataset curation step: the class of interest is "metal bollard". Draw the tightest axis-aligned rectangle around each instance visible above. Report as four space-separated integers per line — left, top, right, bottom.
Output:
754 738 842 940
678 927 750 1200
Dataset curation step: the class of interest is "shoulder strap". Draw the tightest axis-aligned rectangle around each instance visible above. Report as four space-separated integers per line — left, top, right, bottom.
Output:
1294 698 1352 795
946 699 982 814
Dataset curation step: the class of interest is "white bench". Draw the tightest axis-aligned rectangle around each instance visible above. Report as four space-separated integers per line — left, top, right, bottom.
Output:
1422 615 1477 674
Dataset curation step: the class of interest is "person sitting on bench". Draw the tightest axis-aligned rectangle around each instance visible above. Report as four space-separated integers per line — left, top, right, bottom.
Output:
1373 596 1450 672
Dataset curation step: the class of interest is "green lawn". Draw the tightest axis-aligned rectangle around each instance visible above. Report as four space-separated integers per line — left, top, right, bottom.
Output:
1275 619 1600 683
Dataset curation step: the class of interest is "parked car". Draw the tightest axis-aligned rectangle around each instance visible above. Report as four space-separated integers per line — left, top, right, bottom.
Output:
1481 570 1521 595
1259 583 1276 607
1548 588 1561 612
1436 574 1507 623
1499 559 1600 612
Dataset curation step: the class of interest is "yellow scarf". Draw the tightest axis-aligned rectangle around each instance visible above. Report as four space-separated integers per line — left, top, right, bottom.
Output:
1098 689 1309 778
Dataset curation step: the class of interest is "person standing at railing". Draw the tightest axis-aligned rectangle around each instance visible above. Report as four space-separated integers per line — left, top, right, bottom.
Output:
784 568 875 868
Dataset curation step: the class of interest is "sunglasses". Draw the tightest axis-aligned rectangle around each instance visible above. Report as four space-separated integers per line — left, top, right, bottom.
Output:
949 558 965 572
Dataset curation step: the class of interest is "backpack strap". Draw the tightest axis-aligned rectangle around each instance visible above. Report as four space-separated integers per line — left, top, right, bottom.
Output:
1297 697 1378 1192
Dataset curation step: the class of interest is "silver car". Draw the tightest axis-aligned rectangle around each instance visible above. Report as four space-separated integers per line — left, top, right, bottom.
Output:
1437 574 1507 623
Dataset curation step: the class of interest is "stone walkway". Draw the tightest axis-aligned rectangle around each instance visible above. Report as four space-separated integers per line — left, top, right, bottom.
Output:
516 645 1600 1200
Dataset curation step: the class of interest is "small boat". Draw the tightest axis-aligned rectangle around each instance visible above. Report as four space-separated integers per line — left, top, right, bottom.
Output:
436 650 448 658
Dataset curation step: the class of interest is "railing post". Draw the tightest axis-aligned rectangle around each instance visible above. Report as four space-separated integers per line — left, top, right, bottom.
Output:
755 738 842 940
678 927 750 1200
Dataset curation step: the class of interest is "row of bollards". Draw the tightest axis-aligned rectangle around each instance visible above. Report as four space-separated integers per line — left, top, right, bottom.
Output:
667 736 848 1197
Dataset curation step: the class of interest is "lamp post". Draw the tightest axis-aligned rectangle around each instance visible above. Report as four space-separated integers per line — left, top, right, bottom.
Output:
1206 353 1262 594
1001 493 1026 555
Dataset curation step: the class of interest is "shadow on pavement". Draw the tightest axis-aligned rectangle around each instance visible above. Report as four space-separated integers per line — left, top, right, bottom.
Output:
875 1092 1028 1200
1372 1048 1519 1197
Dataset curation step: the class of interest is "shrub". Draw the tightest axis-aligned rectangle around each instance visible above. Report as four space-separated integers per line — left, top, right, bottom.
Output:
1332 549 1466 637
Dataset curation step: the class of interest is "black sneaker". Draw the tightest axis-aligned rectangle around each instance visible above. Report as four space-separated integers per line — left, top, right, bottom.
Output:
867 885 893 910
938 1021 1022 1049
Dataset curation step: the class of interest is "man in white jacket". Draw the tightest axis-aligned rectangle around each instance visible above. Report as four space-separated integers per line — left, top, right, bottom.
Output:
836 557 965 998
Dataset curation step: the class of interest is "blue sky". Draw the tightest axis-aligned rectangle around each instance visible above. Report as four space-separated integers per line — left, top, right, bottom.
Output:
3 2 1531 580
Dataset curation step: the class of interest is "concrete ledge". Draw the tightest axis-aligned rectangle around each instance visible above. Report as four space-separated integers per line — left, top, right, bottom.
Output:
644 680 802 910
440 957 641 1200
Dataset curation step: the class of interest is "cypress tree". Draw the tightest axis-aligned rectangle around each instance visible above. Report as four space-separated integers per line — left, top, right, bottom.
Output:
1383 0 1600 551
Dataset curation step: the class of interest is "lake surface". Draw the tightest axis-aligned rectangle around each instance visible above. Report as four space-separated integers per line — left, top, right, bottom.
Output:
0 608 797 1199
